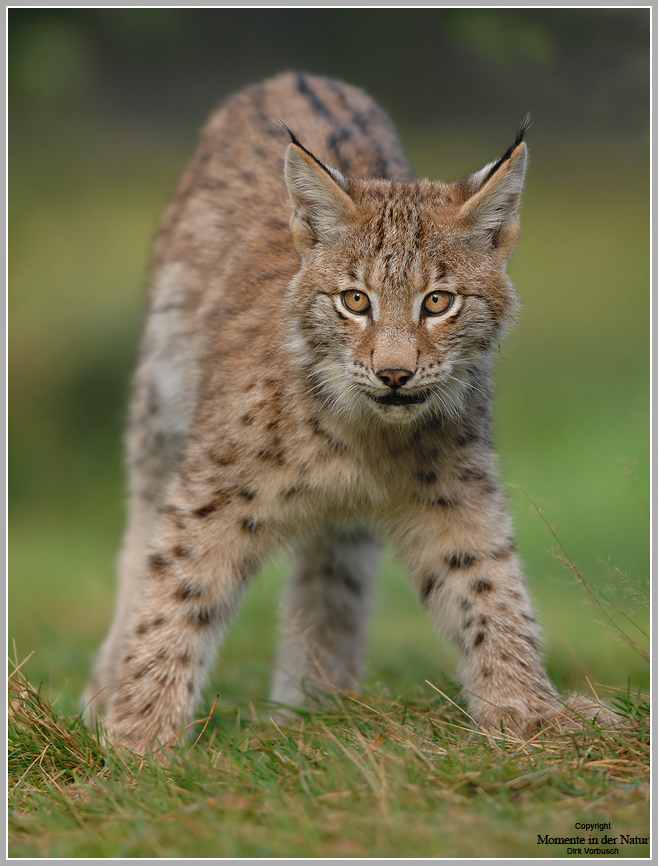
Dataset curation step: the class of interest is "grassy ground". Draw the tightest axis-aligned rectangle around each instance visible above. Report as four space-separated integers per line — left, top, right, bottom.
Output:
8 641 650 859
8 118 649 857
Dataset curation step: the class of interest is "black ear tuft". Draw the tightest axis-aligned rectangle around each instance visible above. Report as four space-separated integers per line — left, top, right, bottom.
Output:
272 118 302 147
512 113 532 150
481 113 531 185
271 117 335 179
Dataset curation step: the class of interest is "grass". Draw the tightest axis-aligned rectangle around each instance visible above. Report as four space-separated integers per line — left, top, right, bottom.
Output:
8 647 649 858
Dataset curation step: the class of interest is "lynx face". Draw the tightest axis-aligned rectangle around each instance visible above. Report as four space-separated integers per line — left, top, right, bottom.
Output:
284 145 524 427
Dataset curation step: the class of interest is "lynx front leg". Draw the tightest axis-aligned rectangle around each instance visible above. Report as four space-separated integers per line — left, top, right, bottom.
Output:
271 524 380 708
102 480 274 754
392 489 577 734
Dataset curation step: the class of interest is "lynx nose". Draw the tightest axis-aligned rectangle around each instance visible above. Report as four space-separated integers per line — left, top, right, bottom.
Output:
376 368 414 388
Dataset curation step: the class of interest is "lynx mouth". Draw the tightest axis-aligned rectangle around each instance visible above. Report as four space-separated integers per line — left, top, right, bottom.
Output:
371 391 428 406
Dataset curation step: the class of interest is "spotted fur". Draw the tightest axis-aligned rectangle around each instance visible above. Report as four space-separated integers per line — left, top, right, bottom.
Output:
84 72 615 753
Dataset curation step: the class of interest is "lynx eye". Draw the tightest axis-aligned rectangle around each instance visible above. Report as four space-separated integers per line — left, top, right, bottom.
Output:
423 290 453 316
342 289 371 314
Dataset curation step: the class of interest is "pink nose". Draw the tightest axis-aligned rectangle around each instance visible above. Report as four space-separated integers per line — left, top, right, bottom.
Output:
376 368 414 388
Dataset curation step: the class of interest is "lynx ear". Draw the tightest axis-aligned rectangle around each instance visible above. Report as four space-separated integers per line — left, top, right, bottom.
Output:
458 123 529 259
284 142 356 257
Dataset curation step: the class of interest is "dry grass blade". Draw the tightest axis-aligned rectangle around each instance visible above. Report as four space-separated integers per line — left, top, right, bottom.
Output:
423 680 478 727
187 693 220 751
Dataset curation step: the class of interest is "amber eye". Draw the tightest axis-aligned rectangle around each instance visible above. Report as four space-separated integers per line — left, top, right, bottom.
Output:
423 290 453 316
342 289 371 314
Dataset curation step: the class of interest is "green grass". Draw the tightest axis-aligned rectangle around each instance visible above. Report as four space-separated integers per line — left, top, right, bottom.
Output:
9 118 649 857
8 643 650 859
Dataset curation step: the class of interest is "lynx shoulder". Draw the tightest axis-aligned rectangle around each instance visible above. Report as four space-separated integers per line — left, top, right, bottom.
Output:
84 72 615 753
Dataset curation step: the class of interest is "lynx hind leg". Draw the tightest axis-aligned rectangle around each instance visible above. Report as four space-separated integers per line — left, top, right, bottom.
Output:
83 362 190 722
271 524 381 711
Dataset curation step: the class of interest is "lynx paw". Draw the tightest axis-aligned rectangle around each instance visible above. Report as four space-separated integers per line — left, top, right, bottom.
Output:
547 694 622 731
94 706 186 757
478 694 621 737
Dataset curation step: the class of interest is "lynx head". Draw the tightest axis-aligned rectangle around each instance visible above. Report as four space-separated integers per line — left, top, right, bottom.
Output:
283 120 529 427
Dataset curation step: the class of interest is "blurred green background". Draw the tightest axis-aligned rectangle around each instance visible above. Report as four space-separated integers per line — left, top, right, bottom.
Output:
9 9 649 713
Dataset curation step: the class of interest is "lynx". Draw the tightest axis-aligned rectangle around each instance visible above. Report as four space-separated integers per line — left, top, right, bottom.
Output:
84 72 613 753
